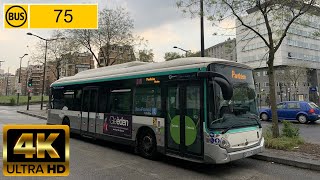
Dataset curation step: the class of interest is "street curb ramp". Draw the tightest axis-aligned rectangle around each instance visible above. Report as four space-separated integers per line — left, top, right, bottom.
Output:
251 153 320 171
16 110 47 120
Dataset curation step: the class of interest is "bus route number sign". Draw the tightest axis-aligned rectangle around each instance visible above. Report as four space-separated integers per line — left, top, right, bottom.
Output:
2 125 70 176
4 4 98 29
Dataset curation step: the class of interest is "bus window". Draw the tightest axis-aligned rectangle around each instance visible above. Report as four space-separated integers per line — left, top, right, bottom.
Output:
134 87 161 116
64 90 74 110
73 90 82 111
110 89 132 115
52 89 64 109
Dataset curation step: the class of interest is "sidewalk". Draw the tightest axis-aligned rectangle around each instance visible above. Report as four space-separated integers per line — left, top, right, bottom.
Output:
16 109 47 120
252 148 320 171
16 110 320 171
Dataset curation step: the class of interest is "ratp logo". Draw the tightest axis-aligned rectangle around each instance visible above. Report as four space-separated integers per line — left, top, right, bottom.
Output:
4 5 28 28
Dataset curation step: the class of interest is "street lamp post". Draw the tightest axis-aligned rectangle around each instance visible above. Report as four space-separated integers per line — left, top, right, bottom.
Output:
173 46 190 57
24 60 30 96
17 54 28 106
27 32 65 110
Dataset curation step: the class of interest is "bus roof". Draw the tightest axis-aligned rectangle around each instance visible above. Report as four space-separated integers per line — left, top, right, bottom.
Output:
51 57 251 87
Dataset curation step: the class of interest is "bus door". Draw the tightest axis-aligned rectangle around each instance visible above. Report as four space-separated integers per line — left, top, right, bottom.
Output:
81 87 99 136
165 82 203 158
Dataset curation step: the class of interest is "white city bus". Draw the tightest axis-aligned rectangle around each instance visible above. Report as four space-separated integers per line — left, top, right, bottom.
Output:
48 57 264 164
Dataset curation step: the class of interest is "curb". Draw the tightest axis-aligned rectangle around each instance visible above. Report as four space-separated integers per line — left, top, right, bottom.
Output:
251 153 320 171
16 111 47 120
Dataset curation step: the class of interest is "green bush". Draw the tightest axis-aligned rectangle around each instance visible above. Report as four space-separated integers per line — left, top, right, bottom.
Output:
282 121 300 138
263 122 304 150
9 98 16 106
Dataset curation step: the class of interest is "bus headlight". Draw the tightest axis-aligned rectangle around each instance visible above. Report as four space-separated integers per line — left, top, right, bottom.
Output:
219 138 230 149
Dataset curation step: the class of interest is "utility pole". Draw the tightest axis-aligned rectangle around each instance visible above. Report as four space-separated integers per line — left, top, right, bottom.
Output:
200 0 205 57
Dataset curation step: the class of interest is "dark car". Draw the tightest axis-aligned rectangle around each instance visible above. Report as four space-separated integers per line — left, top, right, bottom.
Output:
259 101 320 124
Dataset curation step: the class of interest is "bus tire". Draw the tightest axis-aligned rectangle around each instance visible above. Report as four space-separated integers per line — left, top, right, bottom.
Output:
137 128 157 159
62 117 70 127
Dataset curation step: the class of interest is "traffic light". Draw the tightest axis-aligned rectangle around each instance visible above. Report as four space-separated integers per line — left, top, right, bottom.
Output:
27 78 33 87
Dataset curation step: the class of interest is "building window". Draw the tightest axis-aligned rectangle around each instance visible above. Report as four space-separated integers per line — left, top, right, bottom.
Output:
256 72 261 77
264 82 269 87
263 71 268 76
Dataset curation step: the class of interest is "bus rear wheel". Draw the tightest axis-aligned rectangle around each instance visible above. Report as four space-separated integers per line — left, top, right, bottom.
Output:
138 129 157 159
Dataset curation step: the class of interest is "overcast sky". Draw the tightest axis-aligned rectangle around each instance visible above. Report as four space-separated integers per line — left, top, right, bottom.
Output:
0 0 235 74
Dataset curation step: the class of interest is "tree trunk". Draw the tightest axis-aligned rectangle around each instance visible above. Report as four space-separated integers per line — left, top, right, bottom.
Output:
267 52 280 138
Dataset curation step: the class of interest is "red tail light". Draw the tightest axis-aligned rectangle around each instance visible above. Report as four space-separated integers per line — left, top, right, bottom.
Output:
309 108 315 114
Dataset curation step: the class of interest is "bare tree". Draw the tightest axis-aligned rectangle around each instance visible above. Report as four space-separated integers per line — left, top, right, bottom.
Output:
276 65 309 101
32 31 79 81
66 7 144 67
178 0 319 137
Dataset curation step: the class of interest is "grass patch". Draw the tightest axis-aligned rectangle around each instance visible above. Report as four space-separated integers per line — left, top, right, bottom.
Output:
0 96 49 106
263 121 304 150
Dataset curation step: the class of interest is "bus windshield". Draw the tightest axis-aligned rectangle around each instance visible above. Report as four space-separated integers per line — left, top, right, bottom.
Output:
208 64 260 130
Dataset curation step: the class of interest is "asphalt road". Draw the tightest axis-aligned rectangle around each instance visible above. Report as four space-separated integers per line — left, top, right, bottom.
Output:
1 105 320 180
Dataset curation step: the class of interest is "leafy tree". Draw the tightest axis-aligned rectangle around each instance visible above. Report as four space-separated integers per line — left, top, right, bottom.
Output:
188 51 201 57
164 52 184 61
137 49 154 62
178 0 319 137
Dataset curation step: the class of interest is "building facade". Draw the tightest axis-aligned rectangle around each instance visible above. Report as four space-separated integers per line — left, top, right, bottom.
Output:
205 38 237 61
59 52 94 78
28 65 43 96
236 7 320 105
14 67 28 95
0 73 16 96
98 44 136 67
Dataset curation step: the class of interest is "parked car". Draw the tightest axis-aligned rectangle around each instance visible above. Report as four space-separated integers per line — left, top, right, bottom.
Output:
259 101 320 124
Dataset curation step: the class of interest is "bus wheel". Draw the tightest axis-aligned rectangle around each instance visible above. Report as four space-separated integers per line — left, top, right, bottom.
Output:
138 129 157 159
62 117 70 127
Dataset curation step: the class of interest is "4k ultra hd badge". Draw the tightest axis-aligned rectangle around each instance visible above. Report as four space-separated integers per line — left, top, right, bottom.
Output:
4 4 28 28
3 125 70 176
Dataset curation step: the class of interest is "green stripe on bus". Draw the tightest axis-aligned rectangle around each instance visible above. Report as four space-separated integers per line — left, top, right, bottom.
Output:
52 68 201 87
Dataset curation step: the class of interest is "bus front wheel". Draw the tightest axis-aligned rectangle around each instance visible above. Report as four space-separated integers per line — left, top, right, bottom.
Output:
62 117 70 127
138 128 157 159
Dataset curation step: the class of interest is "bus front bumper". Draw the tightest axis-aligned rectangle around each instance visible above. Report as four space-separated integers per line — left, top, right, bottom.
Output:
204 137 265 164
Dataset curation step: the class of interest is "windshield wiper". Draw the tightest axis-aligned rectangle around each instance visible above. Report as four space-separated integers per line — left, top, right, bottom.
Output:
221 124 246 134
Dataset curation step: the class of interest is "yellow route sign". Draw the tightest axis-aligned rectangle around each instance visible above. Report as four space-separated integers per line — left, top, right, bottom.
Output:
3 4 98 29
4 4 28 28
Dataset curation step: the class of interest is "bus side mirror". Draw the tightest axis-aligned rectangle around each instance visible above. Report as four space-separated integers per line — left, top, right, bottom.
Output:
197 72 233 100
213 77 233 100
